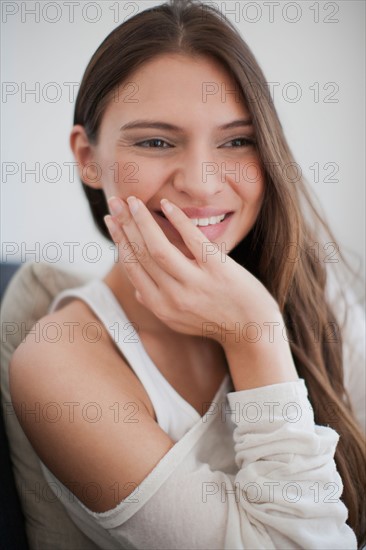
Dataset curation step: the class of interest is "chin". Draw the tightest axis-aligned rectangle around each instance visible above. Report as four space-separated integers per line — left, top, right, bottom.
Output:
170 237 233 262
170 239 195 260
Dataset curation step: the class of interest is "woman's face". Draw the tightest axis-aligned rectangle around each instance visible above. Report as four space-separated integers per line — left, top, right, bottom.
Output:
73 53 265 258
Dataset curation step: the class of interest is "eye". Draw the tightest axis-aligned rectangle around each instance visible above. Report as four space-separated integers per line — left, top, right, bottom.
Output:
135 139 173 148
221 137 255 148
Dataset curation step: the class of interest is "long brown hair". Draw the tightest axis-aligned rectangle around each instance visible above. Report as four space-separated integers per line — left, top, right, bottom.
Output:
73 0 366 544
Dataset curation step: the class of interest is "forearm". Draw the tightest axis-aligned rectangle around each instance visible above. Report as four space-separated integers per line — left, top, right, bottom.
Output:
223 315 299 391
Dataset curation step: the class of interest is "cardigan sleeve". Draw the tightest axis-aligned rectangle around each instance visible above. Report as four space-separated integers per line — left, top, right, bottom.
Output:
63 379 357 550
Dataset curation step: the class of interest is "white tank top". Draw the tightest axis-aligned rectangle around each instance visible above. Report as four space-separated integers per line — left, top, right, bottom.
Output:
48 279 232 441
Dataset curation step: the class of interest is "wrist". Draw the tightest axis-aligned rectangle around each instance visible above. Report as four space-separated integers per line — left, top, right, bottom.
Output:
224 339 299 391
218 309 288 353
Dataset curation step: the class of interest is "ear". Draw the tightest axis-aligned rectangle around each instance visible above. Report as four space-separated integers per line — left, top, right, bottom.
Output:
70 125 103 190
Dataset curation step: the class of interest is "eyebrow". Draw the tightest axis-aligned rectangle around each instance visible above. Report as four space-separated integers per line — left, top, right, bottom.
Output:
119 119 253 133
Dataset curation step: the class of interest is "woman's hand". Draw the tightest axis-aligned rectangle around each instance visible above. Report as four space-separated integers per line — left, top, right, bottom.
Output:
104 195 284 353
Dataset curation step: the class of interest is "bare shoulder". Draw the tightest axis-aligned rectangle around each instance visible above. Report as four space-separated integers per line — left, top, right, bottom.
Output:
12 299 156 416
9 299 174 512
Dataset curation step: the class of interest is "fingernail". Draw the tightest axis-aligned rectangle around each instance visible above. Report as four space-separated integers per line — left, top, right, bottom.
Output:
127 196 139 215
108 196 124 216
160 198 173 213
104 215 116 232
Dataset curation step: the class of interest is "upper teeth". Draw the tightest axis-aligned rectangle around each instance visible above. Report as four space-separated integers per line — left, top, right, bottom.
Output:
191 214 226 226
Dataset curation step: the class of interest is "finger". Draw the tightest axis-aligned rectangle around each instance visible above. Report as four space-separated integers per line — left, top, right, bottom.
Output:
125 196 199 282
159 198 222 268
108 196 173 288
103 213 160 301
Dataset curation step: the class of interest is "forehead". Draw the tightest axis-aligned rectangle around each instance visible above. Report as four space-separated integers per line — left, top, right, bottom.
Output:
101 53 249 126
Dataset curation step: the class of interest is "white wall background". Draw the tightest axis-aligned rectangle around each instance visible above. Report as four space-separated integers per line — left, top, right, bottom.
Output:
1 0 365 300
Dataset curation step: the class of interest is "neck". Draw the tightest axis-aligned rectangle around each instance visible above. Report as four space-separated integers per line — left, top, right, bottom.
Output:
102 263 188 337
102 262 228 373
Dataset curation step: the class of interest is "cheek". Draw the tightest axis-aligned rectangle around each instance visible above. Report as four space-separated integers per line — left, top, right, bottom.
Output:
236 159 265 206
104 158 165 201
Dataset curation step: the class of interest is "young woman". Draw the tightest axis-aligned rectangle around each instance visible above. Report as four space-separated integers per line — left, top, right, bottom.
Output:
10 0 366 548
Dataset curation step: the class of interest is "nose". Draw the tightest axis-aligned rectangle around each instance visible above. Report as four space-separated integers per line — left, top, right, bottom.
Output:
172 145 224 200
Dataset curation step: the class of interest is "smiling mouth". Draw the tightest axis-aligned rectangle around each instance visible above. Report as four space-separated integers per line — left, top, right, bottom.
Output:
155 211 233 226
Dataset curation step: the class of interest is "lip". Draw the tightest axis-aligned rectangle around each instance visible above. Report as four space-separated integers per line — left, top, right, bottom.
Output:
153 206 233 218
152 210 234 241
176 206 233 218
